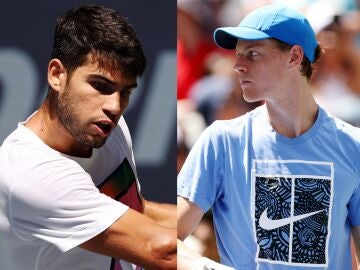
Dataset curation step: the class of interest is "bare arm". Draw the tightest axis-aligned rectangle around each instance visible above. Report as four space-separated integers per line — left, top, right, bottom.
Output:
143 198 176 229
177 196 235 270
178 238 202 270
352 226 360 270
80 207 176 270
177 196 204 269
177 196 204 240
177 238 235 270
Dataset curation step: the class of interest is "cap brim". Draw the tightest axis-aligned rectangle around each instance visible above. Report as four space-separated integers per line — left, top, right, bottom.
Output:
214 26 271 49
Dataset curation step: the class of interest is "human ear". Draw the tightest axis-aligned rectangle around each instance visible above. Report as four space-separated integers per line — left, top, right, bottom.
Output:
48 59 67 93
289 45 304 66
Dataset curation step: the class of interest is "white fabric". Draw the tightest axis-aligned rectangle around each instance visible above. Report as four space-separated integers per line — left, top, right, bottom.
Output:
0 116 141 270
193 257 235 270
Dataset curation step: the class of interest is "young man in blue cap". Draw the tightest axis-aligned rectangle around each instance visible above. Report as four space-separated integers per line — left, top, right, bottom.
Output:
178 4 360 269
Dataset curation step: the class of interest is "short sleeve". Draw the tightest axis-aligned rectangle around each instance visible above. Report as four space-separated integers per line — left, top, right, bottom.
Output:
348 182 360 226
9 157 128 252
177 122 225 212
347 139 360 226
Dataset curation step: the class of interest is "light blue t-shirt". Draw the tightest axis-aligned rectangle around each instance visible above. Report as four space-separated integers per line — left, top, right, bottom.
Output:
178 105 360 269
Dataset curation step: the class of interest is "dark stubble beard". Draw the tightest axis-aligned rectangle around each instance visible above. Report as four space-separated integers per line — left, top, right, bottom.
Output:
55 88 107 148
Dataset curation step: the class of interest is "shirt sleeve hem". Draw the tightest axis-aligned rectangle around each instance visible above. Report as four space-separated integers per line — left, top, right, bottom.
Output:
55 203 129 253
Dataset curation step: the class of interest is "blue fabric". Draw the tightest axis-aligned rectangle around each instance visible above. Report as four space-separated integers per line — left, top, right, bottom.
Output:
213 4 318 62
178 105 360 269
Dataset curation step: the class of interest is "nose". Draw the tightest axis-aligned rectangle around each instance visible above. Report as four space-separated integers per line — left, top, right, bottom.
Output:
233 56 247 73
103 92 121 116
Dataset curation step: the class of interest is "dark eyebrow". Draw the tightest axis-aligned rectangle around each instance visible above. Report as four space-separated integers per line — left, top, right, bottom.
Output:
88 74 116 85
88 74 137 90
235 42 265 55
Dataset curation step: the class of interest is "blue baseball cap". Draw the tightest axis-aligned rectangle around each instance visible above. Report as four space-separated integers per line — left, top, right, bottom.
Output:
214 4 318 62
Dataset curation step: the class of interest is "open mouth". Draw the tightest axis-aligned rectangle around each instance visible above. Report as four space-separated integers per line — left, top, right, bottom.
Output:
94 122 113 135
240 80 251 84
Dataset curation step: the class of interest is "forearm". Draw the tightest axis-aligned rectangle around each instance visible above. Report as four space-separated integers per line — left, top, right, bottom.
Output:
178 239 202 270
143 199 176 229
81 208 177 270
352 228 360 269
178 239 235 270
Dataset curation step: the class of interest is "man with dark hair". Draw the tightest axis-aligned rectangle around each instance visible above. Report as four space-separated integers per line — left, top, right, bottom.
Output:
0 5 175 270
178 4 360 270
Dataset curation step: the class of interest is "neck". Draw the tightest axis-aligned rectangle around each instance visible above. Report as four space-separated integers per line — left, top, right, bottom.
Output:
265 81 318 138
25 99 92 157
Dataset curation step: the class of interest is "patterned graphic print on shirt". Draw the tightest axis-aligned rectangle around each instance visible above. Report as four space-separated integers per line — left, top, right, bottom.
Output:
252 160 333 267
98 157 143 270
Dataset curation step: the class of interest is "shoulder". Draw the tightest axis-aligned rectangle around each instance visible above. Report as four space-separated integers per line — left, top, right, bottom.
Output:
188 107 261 157
108 116 133 150
320 108 360 170
205 106 262 140
0 125 87 188
323 109 360 144
117 116 131 141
